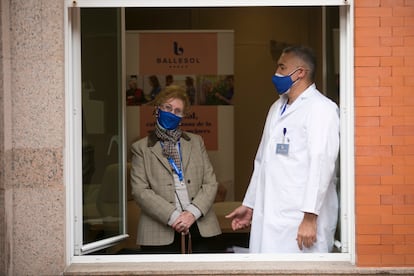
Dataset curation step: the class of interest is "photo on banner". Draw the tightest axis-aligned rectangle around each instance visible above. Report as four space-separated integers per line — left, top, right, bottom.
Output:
126 74 234 106
126 31 234 106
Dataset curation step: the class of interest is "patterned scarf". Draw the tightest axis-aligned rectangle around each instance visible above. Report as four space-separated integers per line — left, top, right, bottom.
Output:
155 122 182 169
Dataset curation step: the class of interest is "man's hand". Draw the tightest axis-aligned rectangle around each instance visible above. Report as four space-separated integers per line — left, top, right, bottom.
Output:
296 212 318 250
225 205 253 231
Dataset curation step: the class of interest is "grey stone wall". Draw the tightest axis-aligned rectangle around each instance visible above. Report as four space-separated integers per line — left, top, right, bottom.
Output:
1 1 66 275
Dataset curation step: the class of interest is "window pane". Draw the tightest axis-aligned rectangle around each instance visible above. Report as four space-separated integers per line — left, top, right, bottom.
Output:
81 8 125 249
72 5 349 257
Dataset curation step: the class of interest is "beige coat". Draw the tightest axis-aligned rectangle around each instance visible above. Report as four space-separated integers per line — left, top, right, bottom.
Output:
130 131 221 246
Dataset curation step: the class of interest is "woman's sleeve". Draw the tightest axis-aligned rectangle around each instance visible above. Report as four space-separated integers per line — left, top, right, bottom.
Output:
130 141 176 224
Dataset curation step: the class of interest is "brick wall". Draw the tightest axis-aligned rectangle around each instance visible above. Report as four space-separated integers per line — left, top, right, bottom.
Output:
355 0 414 267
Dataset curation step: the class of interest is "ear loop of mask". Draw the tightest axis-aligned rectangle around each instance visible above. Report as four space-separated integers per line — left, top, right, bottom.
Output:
289 67 302 84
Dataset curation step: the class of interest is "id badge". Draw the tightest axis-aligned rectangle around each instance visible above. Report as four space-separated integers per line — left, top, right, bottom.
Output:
276 143 289 155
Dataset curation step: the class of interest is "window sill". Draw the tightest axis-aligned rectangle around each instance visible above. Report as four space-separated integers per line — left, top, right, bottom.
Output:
64 261 414 275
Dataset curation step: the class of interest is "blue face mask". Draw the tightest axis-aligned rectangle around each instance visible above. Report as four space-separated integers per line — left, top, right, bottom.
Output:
271 68 299 95
157 108 182 130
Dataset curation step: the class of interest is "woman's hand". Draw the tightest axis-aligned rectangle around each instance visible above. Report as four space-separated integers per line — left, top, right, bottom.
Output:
172 211 196 234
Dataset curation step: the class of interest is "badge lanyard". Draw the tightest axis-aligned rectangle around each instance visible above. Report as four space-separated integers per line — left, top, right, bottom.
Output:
165 142 184 182
277 100 289 154
276 128 289 155
281 100 288 115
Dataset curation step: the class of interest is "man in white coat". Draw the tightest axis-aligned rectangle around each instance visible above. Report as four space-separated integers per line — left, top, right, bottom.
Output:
226 45 340 253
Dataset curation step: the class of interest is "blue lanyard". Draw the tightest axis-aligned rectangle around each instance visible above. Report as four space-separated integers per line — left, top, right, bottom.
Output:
164 142 183 182
168 157 183 182
281 101 288 115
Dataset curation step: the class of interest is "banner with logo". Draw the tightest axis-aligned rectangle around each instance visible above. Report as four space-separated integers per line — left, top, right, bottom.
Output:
126 30 234 106
126 31 234 197
139 32 218 75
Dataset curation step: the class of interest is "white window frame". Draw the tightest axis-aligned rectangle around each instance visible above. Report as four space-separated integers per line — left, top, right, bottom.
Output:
67 6 129 256
65 0 355 265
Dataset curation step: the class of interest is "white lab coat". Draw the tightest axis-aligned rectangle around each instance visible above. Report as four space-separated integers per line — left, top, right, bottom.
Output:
243 84 339 253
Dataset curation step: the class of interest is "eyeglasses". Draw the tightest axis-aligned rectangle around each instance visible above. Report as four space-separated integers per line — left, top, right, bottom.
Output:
159 103 184 117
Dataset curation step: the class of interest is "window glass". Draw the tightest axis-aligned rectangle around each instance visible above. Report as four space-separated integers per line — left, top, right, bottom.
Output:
81 8 126 253
81 6 344 255
70 3 354 262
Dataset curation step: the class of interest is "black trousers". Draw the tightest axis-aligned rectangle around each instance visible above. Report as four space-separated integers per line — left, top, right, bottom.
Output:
140 224 225 254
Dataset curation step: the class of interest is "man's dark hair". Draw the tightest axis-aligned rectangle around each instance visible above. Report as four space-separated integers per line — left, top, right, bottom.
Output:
283 45 317 82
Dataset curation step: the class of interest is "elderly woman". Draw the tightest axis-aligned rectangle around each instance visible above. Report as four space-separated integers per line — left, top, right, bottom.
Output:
130 85 222 253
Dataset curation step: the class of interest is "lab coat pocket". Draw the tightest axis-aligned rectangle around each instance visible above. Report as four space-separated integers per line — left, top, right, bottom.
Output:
279 185 303 220
285 125 306 154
